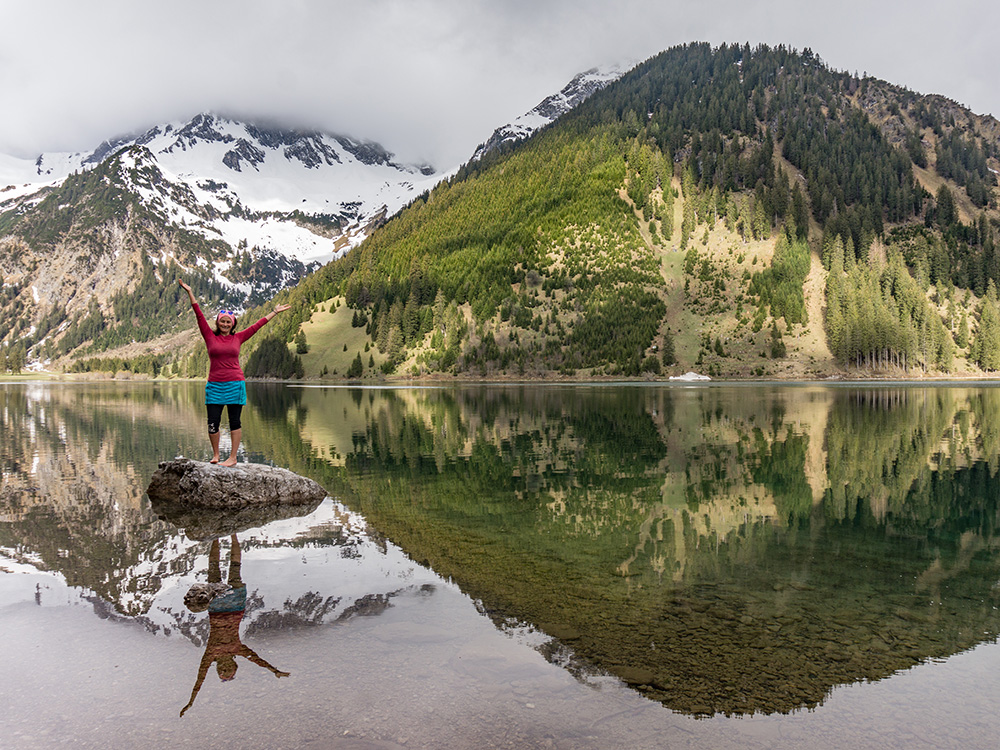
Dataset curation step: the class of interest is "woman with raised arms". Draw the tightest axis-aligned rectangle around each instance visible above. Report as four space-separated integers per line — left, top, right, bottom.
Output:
179 279 290 466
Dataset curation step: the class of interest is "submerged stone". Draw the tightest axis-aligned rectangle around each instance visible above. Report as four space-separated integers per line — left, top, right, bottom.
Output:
615 666 655 686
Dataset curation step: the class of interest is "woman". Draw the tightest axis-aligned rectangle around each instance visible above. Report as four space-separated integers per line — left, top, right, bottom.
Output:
179 279 290 466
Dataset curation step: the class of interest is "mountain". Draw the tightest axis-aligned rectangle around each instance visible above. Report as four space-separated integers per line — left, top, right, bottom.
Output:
471 65 624 161
0 113 444 367
1 113 440 267
0 65 624 373
5 43 1000 380
252 42 1000 382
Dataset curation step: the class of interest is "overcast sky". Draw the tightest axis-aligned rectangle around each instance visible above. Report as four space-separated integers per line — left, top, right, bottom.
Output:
1 0 996 169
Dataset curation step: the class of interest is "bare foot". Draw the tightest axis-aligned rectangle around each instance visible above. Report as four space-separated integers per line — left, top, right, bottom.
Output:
221 456 238 467
210 456 220 464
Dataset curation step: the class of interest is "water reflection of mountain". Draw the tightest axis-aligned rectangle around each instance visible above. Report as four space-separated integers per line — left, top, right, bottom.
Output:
279 385 1000 717
0 384 437 638
9 383 1000 718
85 501 434 650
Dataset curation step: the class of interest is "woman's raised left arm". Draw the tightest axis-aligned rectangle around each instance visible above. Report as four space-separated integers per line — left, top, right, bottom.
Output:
238 304 291 342
265 304 291 322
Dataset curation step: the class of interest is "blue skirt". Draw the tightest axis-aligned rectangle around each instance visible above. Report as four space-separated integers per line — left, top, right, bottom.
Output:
208 585 247 613
205 381 247 405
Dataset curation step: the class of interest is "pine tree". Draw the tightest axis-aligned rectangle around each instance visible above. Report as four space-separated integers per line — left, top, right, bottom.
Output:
680 197 696 249
294 330 309 354
432 290 446 333
661 331 676 366
403 286 420 343
8 343 25 374
346 352 363 378
936 184 957 228
770 323 786 358
376 308 390 352
935 316 954 371
752 200 770 240
974 298 1000 371
790 184 809 239
958 311 970 349
387 326 404 365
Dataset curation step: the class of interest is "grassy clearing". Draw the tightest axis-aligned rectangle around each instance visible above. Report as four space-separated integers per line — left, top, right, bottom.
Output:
295 297 385 379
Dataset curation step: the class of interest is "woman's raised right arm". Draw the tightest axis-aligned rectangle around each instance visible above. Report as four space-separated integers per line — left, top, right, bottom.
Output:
180 279 213 340
178 279 197 307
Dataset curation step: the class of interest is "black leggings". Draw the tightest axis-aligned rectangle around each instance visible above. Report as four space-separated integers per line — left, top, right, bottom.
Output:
207 404 243 434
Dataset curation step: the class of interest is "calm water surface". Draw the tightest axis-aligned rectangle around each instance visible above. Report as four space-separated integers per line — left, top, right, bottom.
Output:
2 381 1000 749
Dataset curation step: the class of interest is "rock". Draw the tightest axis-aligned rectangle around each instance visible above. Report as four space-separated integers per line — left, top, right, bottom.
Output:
146 458 328 511
615 666 655 685
184 582 230 610
542 623 581 641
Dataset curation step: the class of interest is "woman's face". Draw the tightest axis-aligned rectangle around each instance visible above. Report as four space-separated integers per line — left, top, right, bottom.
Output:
217 316 234 334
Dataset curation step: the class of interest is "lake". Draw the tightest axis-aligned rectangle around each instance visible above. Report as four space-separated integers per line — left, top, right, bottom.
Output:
2 381 1000 749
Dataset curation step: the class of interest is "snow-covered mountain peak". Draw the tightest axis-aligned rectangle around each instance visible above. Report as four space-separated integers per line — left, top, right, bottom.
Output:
1 112 446 274
472 65 625 161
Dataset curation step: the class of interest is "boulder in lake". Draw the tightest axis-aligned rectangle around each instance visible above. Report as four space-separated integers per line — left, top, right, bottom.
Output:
146 458 327 510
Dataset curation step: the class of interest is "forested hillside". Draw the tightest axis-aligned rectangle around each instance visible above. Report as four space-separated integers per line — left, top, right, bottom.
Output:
7 42 1000 379
226 42 996 381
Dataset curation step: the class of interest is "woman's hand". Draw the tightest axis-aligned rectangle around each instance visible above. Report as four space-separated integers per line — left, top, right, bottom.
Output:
178 279 197 305
265 304 290 322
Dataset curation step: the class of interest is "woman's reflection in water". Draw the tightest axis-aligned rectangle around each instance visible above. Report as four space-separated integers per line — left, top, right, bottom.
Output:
180 535 289 717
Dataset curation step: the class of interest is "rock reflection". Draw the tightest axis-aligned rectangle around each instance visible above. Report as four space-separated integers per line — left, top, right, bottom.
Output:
150 494 325 541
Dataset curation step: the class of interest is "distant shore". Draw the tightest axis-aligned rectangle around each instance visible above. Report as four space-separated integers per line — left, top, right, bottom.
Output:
7 371 1000 385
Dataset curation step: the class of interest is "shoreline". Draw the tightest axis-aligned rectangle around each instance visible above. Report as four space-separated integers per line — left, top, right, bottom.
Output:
7 371 1000 386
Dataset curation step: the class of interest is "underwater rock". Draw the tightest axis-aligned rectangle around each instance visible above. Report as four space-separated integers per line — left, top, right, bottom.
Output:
146 458 327 511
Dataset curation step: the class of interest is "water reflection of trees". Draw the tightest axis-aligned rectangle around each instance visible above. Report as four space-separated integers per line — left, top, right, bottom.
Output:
320 385 1000 717
824 388 957 522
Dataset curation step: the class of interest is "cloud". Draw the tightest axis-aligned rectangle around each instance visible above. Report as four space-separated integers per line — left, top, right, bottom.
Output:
0 0 998 169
